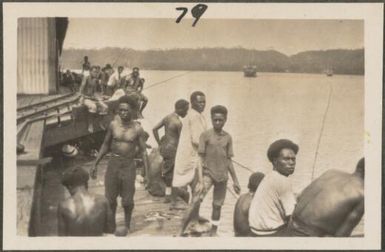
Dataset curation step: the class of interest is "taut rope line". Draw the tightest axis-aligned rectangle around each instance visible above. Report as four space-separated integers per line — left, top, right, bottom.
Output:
311 83 334 181
144 71 192 90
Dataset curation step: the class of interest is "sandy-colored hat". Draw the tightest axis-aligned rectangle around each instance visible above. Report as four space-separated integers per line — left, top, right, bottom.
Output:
62 144 78 157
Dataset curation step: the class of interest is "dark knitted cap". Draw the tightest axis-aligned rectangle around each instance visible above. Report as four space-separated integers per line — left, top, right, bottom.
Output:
248 172 265 193
61 166 89 187
267 139 299 162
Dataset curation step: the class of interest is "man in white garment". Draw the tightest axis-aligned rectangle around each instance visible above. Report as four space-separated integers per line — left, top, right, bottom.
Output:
248 139 298 237
173 91 207 215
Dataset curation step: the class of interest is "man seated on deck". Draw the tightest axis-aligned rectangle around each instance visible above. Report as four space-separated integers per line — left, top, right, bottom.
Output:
57 166 115 236
248 139 298 237
79 65 108 133
178 105 241 236
152 99 190 207
233 172 265 237
100 64 113 95
90 95 150 233
61 70 76 92
286 158 365 237
108 66 125 100
122 67 148 118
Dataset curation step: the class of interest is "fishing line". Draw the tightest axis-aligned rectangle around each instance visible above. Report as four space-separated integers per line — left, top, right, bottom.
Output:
311 83 334 181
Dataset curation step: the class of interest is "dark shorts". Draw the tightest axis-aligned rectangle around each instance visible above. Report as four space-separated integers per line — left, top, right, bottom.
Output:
160 144 177 187
161 156 175 187
105 156 136 207
286 217 327 237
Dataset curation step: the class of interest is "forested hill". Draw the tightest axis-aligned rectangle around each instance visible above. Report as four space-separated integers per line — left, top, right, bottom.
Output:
61 47 364 75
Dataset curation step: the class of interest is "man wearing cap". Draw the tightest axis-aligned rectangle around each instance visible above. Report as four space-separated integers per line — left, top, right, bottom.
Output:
286 158 364 237
58 167 115 236
248 139 298 236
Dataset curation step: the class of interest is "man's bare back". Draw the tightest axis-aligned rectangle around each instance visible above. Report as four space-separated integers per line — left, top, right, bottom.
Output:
233 193 253 236
289 169 364 236
161 113 182 147
58 193 114 236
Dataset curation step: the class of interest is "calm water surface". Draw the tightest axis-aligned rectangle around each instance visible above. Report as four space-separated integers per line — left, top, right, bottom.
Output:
139 70 364 236
141 70 364 190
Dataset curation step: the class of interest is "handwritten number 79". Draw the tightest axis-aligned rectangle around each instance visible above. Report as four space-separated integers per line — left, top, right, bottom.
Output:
176 4 208 27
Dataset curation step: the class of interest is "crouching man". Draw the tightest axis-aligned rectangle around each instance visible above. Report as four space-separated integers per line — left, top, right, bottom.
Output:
58 166 115 236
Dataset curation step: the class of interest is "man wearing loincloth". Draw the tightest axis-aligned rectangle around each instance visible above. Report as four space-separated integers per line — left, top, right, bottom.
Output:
58 166 115 236
152 99 190 206
91 95 149 232
249 139 298 237
233 172 265 237
287 158 364 237
79 65 108 133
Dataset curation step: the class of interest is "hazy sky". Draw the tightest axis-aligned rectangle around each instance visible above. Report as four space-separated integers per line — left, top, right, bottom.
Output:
63 18 363 55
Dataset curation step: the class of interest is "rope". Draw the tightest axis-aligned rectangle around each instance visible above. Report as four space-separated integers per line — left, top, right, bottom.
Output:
232 159 254 174
144 71 192 90
311 83 333 181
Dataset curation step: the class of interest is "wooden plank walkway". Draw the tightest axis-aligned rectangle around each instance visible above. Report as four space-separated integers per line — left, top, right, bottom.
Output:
17 120 45 236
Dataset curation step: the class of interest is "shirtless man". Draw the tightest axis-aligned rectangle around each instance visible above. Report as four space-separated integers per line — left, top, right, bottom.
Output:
82 56 91 76
152 99 189 206
57 166 114 236
123 67 148 117
287 158 364 237
79 66 108 132
233 172 265 236
91 95 150 231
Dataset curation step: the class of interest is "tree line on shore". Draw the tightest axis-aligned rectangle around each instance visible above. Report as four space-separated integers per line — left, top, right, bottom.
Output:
62 47 364 75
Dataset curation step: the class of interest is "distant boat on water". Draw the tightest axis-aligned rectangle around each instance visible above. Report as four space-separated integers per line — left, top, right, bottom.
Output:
325 69 334 77
243 65 257 77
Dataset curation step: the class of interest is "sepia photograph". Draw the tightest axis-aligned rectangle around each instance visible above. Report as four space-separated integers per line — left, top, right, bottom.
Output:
3 2 383 250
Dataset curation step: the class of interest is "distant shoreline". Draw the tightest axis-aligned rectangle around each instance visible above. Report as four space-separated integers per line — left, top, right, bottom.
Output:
62 47 364 76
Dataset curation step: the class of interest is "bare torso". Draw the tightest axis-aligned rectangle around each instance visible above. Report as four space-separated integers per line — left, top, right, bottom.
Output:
162 113 182 147
233 193 253 236
293 170 364 235
58 193 113 236
110 120 143 159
